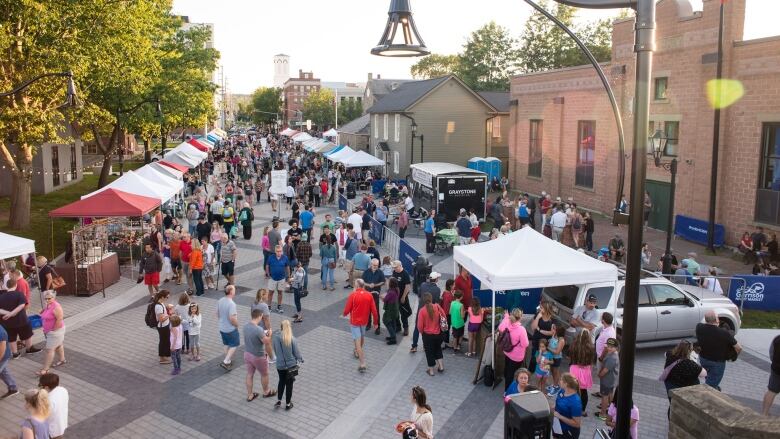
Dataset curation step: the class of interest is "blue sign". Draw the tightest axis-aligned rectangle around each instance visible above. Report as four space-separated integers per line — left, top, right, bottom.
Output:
471 276 543 314
372 179 407 195
674 215 725 247
369 217 384 245
398 239 420 274
727 275 780 311
338 194 347 211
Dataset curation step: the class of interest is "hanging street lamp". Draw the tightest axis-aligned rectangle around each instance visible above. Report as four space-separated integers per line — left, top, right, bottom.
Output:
371 0 430 57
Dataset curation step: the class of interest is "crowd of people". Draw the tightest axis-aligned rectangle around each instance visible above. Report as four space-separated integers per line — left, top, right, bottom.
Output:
2 127 778 439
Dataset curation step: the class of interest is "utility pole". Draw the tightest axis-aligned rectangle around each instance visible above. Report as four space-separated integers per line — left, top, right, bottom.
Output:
335 88 339 129
707 1 725 253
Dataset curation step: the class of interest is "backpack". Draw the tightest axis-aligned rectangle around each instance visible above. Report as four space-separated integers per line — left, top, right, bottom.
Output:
518 205 529 218
497 329 521 353
573 215 582 230
223 207 233 219
145 300 159 328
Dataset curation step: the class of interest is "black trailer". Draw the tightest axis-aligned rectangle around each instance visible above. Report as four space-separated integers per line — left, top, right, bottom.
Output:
408 163 487 222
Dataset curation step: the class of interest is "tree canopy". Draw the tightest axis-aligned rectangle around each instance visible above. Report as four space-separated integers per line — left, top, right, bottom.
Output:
250 87 283 127
409 5 617 90
303 89 335 129
338 99 363 126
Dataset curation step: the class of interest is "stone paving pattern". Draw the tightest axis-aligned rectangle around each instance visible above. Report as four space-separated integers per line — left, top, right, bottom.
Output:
0 194 775 438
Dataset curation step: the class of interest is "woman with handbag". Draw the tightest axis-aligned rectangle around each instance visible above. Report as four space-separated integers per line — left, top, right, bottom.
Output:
396 386 433 439
661 340 705 418
498 308 530 391
272 320 303 410
416 293 445 376
319 238 337 291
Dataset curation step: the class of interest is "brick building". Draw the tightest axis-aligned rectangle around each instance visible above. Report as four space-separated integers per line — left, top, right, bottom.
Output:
508 0 780 245
282 69 320 127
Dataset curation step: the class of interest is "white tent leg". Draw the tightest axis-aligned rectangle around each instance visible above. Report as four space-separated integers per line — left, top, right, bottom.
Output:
492 289 497 371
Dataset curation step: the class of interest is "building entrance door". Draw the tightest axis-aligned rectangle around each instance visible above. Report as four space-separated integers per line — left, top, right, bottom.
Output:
646 179 671 231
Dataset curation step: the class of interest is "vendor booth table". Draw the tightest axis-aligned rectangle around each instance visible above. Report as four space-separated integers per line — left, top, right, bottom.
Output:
55 252 119 297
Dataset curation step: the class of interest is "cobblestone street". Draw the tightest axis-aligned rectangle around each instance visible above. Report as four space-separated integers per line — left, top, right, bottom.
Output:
0 199 775 438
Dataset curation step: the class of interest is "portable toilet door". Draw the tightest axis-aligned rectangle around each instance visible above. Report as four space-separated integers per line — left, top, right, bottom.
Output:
485 157 501 182
467 157 481 171
476 157 488 176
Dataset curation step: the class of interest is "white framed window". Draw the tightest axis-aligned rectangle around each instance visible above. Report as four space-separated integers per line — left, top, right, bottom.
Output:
374 115 379 138
446 121 455 133
393 151 400 174
492 117 501 138
383 114 389 140
394 114 400 142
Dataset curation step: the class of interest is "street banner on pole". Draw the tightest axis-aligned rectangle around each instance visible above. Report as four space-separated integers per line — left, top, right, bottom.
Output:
398 239 420 274
270 170 288 194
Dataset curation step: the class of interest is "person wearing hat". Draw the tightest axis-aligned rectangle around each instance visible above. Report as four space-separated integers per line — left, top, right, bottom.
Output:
455 210 472 246
596 337 619 420
569 295 600 336
410 272 441 354
608 234 625 262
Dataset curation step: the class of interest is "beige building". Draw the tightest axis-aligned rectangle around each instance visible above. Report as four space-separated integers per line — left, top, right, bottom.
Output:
337 114 370 152
366 75 509 178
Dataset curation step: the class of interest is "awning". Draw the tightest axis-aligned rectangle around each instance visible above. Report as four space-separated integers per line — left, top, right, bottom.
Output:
323 128 338 137
341 150 385 168
326 146 356 162
0 232 36 259
135 164 184 189
292 132 313 142
280 128 298 137
324 145 346 156
187 138 211 152
167 143 208 160
50 188 160 218
453 227 618 291
159 160 189 173
81 170 179 204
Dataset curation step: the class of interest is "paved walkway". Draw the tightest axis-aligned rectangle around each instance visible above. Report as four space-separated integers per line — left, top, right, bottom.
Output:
1 193 776 438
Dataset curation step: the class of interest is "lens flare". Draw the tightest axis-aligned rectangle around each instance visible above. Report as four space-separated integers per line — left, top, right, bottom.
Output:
706 79 744 109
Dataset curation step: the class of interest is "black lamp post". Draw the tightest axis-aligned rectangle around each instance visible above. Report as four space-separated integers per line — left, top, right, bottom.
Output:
0 71 79 107
371 0 429 57
154 98 164 163
410 119 425 164
649 129 677 275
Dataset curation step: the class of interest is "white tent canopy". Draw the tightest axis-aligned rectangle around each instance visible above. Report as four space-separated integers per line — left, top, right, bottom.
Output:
453 227 618 291
326 146 356 162
280 128 297 137
313 141 338 153
149 161 184 180
135 164 184 189
292 132 313 142
168 142 208 160
323 128 338 137
163 151 201 168
81 170 178 204
0 232 35 259
341 150 385 168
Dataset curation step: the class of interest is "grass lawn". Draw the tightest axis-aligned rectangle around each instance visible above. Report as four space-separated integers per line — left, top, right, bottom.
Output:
0 160 145 259
741 309 780 329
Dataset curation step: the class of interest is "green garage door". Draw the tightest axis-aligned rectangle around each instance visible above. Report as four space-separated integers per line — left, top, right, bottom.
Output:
646 180 671 231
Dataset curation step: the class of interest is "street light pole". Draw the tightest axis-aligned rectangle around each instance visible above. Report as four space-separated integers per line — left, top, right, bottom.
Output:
707 1 725 253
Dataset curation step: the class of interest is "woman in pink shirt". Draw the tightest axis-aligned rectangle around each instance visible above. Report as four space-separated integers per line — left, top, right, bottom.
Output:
38 291 66 376
498 308 530 391
416 293 445 376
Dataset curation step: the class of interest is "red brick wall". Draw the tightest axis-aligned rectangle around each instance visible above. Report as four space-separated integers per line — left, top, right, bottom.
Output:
509 0 780 245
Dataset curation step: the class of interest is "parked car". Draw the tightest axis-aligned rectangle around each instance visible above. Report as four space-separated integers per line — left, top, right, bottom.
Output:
540 272 741 348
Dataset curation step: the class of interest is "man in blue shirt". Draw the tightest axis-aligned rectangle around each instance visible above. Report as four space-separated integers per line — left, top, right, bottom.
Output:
352 245 372 284
455 209 472 245
361 258 386 335
343 230 360 289
424 209 436 253
0 325 18 398
299 204 315 243
265 245 290 313
374 200 388 228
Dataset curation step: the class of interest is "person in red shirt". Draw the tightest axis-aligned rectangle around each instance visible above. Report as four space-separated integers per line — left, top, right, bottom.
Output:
343 279 378 373
319 179 329 205
180 234 193 294
13 270 30 306
440 279 455 348
454 266 473 309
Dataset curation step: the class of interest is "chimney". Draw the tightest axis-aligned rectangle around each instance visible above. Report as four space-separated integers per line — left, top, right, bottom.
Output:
367 72 373 81
299 69 303 78
377 74 381 79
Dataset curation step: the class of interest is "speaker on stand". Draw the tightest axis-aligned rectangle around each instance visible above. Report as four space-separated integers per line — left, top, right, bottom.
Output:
504 391 551 439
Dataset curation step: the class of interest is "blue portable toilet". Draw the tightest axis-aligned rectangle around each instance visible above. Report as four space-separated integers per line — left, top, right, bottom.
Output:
476 157 488 175
485 157 501 181
467 157 481 171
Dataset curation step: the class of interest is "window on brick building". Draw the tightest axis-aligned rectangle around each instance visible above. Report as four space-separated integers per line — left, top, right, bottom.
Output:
756 122 780 226
654 77 668 100
576 121 595 188
492 117 501 139
528 120 543 178
664 121 679 156
51 145 60 187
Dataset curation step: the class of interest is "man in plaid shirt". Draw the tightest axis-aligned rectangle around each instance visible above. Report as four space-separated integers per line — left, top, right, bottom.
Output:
295 234 313 292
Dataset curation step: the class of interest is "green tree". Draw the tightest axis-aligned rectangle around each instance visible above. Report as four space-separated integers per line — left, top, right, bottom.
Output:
458 22 520 91
303 89 335 129
250 87 282 128
410 54 461 79
338 99 363 125
518 0 613 73
0 0 171 228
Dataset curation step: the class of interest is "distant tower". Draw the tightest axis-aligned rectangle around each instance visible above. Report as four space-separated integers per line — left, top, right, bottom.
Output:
273 54 290 89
